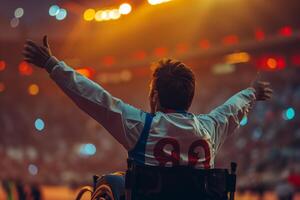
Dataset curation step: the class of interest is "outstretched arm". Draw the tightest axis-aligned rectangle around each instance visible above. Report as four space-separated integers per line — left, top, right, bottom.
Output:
23 36 146 150
199 77 273 151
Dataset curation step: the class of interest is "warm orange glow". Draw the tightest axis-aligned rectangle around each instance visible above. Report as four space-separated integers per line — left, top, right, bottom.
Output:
19 61 33 76
225 52 251 64
0 82 5 93
133 51 146 60
255 29 265 41
154 47 167 57
83 9 96 21
223 35 239 45
95 10 110 21
76 67 94 78
176 43 188 54
148 0 172 5
28 84 39 95
0 60 6 71
109 9 121 20
267 58 277 69
119 3 132 15
102 56 115 67
95 10 104 21
199 40 210 49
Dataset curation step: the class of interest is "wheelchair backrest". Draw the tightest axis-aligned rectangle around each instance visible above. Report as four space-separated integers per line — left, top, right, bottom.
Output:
125 160 237 200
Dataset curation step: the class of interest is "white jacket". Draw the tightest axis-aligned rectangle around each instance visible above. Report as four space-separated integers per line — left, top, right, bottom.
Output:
47 57 256 168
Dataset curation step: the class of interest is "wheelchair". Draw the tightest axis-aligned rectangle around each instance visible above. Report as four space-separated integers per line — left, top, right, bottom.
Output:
75 160 237 200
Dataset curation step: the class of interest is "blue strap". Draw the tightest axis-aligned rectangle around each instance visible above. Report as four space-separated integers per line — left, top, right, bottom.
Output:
128 113 154 165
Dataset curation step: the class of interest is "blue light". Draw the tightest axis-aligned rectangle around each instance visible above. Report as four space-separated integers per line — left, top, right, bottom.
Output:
35 118 45 131
283 107 295 120
56 9 67 20
79 143 96 156
240 116 248 126
28 164 38 175
49 5 60 16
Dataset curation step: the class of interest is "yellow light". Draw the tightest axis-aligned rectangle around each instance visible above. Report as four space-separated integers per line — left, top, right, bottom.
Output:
109 9 121 20
225 52 250 64
83 9 96 21
119 3 132 15
28 84 39 96
267 58 277 69
101 10 111 21
148 0 171 5
95 10 104 21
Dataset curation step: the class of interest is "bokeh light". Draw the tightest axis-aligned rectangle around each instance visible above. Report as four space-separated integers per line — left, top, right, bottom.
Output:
28 84 39 96
283 107 295 120
267 58 277 69
95 10 104 21
14 8 24 18
83 9 96 21
19 61 33 75
119 3 132 15
56 8 67 20
148 0 172 5
0 82 5 93
79 143 97 156
28 164 38 175
240 116 248 126
109 9 121 20
10 17 19 28
35 118 45 131
0 60 6 71
49 5 60 16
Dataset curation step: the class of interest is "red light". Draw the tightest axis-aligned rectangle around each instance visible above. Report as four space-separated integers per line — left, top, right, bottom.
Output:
256 56 286 71
0 82 5 93
255 29 265 41
133 51 146 60
76 67 95 78
222 35 239 45
0 60 6 71
176 43 188 54
279 26 292 37
199 39 210 49
154 47 167 57
19 61 33 75
291 54 300 66
102 56 115 67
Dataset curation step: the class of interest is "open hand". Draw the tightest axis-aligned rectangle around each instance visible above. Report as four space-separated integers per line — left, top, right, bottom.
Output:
251 72 273 101
23 35 52 68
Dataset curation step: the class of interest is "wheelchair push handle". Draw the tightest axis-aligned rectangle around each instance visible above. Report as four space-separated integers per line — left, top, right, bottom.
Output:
229 162 237 200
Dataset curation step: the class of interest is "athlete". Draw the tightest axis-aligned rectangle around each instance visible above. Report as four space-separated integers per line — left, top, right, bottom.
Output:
23 36 272 168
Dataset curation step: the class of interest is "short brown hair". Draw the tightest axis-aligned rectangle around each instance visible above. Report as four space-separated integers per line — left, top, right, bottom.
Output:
152 58 195 111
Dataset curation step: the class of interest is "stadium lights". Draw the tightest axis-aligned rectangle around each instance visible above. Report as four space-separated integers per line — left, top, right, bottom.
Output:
83 3 132 22
0 82 5 93
0 60 6 71
148 0 172 5
119 3 132 15
49 5 67 21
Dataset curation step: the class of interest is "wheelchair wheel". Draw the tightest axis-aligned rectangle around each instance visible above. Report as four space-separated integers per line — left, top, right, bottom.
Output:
92 184 115 200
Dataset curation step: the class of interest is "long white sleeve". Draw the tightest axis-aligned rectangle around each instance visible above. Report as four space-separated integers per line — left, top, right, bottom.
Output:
198 88 256 152
49 60 146 150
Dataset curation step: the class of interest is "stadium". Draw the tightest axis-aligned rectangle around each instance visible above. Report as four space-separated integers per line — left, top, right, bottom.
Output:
0 0 300 199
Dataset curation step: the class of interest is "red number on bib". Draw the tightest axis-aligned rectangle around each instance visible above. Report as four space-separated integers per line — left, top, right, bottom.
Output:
153 138 180 167
154 138 211 168
188 139 211 169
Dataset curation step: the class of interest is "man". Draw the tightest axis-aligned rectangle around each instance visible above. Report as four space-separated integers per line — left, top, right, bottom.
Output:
23 36 272 198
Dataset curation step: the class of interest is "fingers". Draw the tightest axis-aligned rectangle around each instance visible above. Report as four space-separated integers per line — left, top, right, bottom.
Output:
43 35 49 48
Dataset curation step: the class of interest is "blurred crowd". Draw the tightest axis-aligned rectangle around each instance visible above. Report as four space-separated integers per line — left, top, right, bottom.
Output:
0 56 300 198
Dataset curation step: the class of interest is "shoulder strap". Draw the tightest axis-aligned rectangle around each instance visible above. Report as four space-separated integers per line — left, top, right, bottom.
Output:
128 113 154 165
